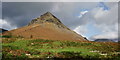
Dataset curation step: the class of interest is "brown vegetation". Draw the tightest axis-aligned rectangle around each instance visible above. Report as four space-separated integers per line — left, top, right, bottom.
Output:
2 12 87 42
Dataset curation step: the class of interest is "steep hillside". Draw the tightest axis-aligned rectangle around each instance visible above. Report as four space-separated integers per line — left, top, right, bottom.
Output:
3 12 87 41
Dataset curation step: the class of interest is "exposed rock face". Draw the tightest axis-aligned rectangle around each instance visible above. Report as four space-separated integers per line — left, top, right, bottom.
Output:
3 12 88 42
28 12 70 30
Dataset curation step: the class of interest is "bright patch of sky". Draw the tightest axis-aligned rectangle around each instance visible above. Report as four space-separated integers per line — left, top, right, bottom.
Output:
74 21 102 41
84 22 102 40
74 2 113 40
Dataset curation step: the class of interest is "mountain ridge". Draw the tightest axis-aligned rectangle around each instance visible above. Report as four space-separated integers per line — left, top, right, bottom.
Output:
94 38 117 42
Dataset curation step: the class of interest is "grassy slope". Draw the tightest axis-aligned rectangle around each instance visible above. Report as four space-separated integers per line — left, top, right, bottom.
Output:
2 38 120 59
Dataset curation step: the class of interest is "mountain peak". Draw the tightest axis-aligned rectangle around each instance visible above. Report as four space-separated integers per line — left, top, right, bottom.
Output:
28 12 69 29
44 11 53 15
28 12 58 25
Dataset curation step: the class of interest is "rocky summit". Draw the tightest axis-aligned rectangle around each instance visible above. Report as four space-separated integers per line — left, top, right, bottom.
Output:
3 12 87 42
28 12 70 30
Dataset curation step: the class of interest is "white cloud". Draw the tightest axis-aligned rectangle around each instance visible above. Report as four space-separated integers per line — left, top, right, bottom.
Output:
0 19 17 30
78 11 88 18
70 2 118 41
89 2 118 40
92 3 118 25
91 32 118 39
94 8 109 18
80 11 88 15
73 25 88 36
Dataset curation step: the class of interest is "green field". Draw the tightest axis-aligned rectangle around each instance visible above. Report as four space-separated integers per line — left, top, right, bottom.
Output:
1 38 120 59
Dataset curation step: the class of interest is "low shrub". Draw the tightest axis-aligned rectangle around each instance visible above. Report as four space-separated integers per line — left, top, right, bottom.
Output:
2 35 12 38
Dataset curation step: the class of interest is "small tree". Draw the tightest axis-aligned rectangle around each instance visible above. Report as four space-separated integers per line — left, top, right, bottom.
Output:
30 35 33 38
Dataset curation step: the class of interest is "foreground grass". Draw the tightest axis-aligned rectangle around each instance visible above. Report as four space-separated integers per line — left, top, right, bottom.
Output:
2 38 120 59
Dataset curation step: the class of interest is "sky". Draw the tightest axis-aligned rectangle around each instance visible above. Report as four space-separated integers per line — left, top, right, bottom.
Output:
1 0 120 2
0 1 119 41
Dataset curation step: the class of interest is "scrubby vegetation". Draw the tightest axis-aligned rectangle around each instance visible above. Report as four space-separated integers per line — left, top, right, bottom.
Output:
0 35 12 38
1 38 120 59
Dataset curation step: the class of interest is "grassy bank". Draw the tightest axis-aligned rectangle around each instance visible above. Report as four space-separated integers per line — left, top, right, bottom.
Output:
1 38 120 59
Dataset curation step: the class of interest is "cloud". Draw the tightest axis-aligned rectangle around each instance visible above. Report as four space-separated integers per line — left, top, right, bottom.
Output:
0 19 17 30
92 3 118 25
2 2 55 28
71 2 118 41
78 10 88 18
73 25 88 36
88 2 118 40
90 32 118 40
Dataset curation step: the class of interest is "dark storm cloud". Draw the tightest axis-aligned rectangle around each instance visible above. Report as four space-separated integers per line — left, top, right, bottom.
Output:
2 2 55 28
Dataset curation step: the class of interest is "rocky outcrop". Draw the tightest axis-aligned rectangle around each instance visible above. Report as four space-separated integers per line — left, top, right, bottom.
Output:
28 12 70 30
